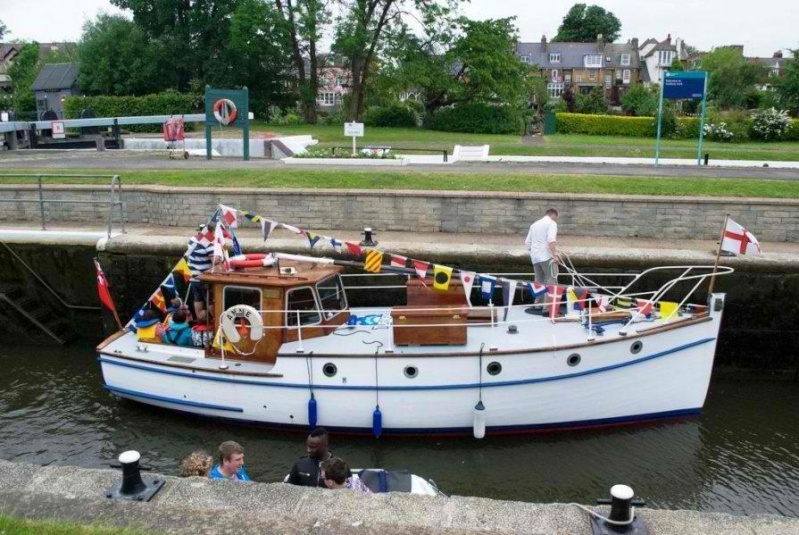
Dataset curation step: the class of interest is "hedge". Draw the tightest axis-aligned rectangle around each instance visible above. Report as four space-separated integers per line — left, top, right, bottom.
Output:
62 92 200 132
364 104 418 128
429 103 525 135
783 120 799 142
556 113 704 139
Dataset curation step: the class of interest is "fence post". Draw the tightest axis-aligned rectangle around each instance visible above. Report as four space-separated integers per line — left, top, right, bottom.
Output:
37 174 46 230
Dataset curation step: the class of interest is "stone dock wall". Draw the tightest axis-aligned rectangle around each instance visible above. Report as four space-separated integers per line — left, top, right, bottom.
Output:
1 184 798 242
1 459 797 534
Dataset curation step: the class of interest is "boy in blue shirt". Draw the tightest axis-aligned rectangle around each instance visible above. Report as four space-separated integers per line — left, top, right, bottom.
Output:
209 441 251 482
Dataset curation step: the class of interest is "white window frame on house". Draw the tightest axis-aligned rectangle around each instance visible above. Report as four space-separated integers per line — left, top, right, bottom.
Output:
621 54 631 66
576 73 583 83
547 82 565 98
604 74 612 87
549 53 561 63
584 54 603 68
551 68 559 82
317 91 336 106
623 69 631 84
564 73 572 83
588 69 598 81
615 69 622 80
658 50 673 66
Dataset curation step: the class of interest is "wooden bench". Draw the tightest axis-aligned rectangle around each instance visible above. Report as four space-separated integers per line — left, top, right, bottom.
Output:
452 144 490 161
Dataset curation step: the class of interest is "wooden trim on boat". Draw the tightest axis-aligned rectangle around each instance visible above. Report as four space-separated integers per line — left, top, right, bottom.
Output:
277 314 714 358
98 350 284 377
97 329 128 351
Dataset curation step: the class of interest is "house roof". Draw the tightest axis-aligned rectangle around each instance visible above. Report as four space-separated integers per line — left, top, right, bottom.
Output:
516 41 640 69
643 37 677 58
32 63 79 91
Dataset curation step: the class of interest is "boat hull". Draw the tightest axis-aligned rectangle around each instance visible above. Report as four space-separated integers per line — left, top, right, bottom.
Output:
99 305 721 437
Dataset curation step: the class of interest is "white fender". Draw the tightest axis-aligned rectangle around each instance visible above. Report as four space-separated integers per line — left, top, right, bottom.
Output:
220 305 263 344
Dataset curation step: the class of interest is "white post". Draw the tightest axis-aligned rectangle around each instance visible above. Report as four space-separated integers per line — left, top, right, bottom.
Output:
587 303 595 342
489 302 498 351
352 135 357 156
385 315 394 353
295 310 304 353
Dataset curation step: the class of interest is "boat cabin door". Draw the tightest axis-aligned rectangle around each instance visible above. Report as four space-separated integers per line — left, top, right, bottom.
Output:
213 283 284 363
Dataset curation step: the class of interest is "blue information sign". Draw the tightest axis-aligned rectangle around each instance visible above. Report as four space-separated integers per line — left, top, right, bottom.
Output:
663 71 706 100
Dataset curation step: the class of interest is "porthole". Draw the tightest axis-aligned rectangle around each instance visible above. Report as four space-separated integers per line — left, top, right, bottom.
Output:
404 365 418 379
630 341 643 354
567 353 581 367
487 362 502 376
323 363 337 377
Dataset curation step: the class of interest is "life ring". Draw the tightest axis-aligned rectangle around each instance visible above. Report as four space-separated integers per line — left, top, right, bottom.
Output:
213 98 238 126
220 305 263 344
229 253 277 270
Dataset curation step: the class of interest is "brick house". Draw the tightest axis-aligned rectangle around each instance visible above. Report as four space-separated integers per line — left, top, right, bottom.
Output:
516 35 643 104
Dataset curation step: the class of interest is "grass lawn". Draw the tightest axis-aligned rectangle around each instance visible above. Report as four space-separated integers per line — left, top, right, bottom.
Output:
0 515 155 534
241 124 799 161
2 168 798 199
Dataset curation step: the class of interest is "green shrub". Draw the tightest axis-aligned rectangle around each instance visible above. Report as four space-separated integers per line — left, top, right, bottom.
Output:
706 108 750 142
576 87 608 115
556 113 656 136
621 83 657 117
543 99 567 113
429 103 525 134
750 108 791 141
364 103 418 128
62 92 199 132
782 120 799 141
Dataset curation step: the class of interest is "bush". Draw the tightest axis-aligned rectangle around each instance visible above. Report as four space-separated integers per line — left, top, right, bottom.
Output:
703 122 736 142
706 108 750 142
364 103 418 128
621 83 657 117
576 87 608 115
62 92 199 132
543 99 567 113
750 108 792 141
294 147 397 159
556 113 655 136
429 103 525 134
782 120 799 141
266 105 305 126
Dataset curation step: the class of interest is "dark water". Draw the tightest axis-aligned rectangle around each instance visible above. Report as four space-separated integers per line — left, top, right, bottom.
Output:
1 341 798 517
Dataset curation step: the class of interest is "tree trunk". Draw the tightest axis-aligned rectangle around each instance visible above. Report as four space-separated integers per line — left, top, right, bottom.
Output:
275 0 317 123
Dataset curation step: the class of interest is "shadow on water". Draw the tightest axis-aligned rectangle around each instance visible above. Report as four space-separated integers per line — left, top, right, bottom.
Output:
1 340 798 516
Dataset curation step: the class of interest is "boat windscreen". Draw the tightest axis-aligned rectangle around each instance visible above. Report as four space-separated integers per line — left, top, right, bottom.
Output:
317 275 348 319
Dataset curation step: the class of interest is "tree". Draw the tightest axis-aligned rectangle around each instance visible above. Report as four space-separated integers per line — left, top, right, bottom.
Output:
78 15 168 95
0 19 7 40
333 0 462 121
110 0 243 92
7 43 40 114
553 3 621 43
273 0 329 123
621 83 657 116
701 47 767 109
576 86 607 114
776 50 799 116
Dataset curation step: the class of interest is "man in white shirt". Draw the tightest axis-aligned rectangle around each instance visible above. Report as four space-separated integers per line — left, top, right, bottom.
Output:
524 209 560 302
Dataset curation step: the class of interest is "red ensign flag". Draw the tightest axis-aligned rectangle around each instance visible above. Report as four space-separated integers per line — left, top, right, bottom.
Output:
94 258 117 314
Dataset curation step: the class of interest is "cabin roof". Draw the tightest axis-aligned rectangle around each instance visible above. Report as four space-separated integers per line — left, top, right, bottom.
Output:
199 261 342 287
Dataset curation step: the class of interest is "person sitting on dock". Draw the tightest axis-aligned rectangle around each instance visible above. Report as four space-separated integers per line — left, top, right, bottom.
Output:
179 450 213 477
321 457 371 493
162 310 194 347
209 441 251 482
134 309 161 343
286 427 342 487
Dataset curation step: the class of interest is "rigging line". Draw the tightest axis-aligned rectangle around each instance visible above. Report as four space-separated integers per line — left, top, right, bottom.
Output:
334 329 374 336
478 342 485 403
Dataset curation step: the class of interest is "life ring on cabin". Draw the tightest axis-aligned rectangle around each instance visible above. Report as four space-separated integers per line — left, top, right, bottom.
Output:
228 253 277 270
220 305 264 344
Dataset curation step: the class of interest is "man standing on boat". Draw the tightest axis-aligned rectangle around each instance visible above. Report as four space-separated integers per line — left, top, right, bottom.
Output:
525 208 561 302
187 221 217 320
286 427 342 487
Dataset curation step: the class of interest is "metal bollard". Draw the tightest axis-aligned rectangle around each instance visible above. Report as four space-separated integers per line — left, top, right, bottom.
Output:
105 450 165 502
704 153 709 166
360 227 378 247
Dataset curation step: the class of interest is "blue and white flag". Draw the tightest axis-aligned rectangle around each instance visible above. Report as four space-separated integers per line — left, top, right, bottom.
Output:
527 282 547 299
479 275 497 301
329 237 343 253
230 227 243 256
500 278 518 321
261 219 278 242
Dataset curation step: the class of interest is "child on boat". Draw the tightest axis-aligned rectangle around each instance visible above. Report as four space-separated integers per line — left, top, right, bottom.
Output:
179 450 213 477
134 309 161 343
162 310 194 347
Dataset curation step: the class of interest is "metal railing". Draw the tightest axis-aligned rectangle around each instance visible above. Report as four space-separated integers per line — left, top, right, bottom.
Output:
0 174 126 237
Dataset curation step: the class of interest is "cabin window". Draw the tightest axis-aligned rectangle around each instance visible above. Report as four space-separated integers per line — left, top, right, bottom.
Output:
286 286 321 326
317 276 348 319
223 286 261 311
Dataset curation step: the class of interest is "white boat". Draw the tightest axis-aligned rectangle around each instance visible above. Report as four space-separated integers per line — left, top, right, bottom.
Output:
97 222 733 438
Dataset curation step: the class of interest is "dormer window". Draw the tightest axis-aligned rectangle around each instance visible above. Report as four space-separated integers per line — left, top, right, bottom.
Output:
549 53 561 63
621 54 631 66
585 54 603 68
658 50 673 66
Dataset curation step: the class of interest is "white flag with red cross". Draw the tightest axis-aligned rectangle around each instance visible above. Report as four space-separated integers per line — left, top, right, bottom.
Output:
721 218 761 256
219 205 239 228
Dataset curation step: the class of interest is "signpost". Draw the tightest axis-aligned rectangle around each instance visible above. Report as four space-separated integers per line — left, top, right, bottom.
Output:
655 71 708 166
204 86 250 161
344 122 364 156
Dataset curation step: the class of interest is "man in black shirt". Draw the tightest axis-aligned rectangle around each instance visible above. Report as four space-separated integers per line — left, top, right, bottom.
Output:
286 427 332 487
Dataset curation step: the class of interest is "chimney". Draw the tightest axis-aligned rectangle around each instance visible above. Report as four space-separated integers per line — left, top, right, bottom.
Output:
631 37 639 49
541 35 547 53
774 50 783 58
666 33 672 44
597 33 605 52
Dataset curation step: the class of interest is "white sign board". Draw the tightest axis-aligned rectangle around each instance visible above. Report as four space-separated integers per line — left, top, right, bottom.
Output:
1 112 8 122
344 122 364 137
51 121 66 139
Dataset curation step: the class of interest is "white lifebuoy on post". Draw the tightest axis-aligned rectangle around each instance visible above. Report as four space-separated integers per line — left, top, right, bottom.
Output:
220 305 264 344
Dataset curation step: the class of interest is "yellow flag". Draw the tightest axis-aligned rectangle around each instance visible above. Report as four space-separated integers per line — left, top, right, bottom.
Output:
364 250 383 273
174 258 192 282
659 301 679 320
433 264 453 291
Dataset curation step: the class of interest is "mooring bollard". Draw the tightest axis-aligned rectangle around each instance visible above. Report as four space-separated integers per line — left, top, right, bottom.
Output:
105 450 165 502
360 227 378 247
590 484 647 534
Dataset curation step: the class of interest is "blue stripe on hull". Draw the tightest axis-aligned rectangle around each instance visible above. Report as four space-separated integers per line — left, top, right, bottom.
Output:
98 337 715 392
110 396 702 437
105 385 243 413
